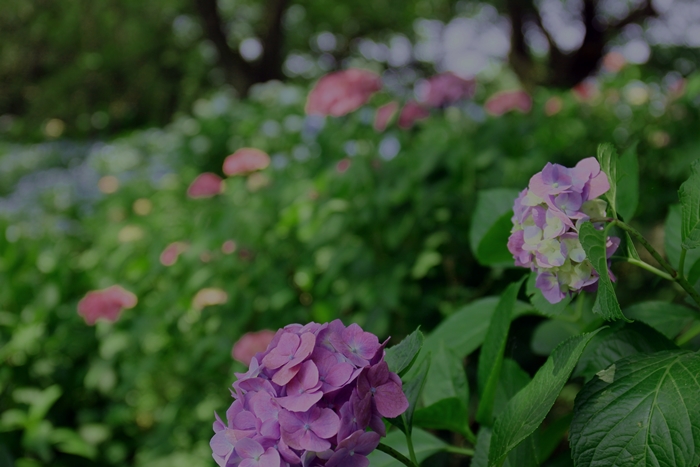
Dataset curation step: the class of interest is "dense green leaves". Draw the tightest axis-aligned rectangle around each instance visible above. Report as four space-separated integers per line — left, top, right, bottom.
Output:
679 159 700 250
469 189 520 267
570 351 700 467
487 330 603 467
385 327 424 377
579 222 628 321
476 278 525 425
573 322 677 380
665 205 700 278
597 143 619 216
624 301 700 339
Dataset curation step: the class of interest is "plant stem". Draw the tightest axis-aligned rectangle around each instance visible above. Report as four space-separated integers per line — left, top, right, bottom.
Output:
625 258 674 281
679 248 687 280
405 430 419 466
443 445 475 456
676 321 700 346
377 443 418 467
591 217 700 308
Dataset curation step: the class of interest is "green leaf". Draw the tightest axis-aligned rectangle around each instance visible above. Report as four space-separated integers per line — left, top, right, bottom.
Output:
469 188 520 267
624 301 700 339
390 357 430 435
615 144 639 222
385 328 424 377
487 329 603 467
570 351 700 467
679 159 700 250
473 427 540 467
422 297 533 361
50 428 97 459
597 143 619 216
531 320 581 356
526 271 572 317
366 428 447 467
665 205 700 276
493 359 531 419
477 278 525 425
573 321 677 380
414 398 470 437
579 222 629 321
422 342 468 407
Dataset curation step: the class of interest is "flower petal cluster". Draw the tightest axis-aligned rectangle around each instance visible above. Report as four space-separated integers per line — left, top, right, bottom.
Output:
508 157 620 304
211 320 408 467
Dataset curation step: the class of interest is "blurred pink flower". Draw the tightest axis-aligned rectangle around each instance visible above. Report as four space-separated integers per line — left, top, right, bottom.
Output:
373 101 399 132
602 51 626 73
418 72 476 108
544 96 563 116
336 158 351 174
397 101 430 129
572 81 599 102
221 240 237 254
223 148 270 176
160 241 188 266
187 173 223 198
306 69 382 117
77 285 137 325
484 90 533 116
232 329 276 365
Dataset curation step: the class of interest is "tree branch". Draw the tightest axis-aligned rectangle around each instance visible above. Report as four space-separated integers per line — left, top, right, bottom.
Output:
255 0 289 82
607 0 657 33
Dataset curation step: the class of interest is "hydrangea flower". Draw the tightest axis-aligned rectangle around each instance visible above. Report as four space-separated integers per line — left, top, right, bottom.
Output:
508 157 619 304
211 320 408 467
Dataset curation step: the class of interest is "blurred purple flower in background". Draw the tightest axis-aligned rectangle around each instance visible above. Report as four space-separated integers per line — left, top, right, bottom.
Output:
211 320 408 467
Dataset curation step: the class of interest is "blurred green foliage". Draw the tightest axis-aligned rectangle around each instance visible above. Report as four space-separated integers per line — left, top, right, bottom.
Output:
1 64 700 466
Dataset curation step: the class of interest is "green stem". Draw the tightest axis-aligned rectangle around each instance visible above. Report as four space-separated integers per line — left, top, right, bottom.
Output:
676 321 700 346
625 258 674 281
405 430 419 466
377 443 419 467
679 248 687 280
591 218 700 308
443 445 475 456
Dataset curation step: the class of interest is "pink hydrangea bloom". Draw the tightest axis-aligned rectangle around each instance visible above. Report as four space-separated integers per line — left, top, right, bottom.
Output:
77 285 137 325
373 101 399 132
397 101 430 129
160 241 188 266
417 72 475 108
223 148 271 176
211 320 407 467
508 157 619 304
306 69 382 117
187 172 223 198
484 90 532 116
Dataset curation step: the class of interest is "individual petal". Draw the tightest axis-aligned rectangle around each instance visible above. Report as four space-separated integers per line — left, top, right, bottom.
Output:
276 391 323 412
258 448 281 467
310 407 340 439
210 431 234 457
262 333 300 370
373 381 409 418
586 171 611 200
235 437 265 459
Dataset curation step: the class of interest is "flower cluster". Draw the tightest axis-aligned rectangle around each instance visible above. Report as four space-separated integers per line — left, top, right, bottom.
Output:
507 157 620 304
211 320 408 467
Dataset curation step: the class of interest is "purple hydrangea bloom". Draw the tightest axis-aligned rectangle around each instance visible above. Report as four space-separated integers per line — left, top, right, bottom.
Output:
211 320 407 466
508 157 619 304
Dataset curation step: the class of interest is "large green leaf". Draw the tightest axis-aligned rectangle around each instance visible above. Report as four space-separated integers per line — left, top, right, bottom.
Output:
422 297 533 362
493 359 531 419
421 343 468 407
624 301 700 339
473 427 540 467
477 278 525 425
469 188 520 267
579 222 629 321
413 398 470 438
665 205 700 276
487 330 603 467
385 327 424 377
597 143 619 216
679 159 700 250
366 428 447 467
570 351 700 467
573 322 677 380
531 319 581 357
615 144 639 222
